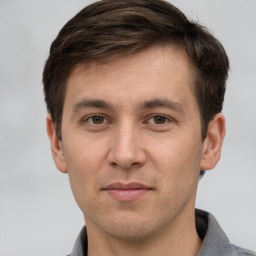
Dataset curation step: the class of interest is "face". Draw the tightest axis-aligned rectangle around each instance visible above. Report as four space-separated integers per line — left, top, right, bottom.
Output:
47 46 224 242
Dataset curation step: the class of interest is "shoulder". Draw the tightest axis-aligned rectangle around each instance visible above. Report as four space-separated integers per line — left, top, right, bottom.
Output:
196 209 256 256
233 245 256 256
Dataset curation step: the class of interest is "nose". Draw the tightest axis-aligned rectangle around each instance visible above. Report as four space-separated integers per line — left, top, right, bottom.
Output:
107 122 147 169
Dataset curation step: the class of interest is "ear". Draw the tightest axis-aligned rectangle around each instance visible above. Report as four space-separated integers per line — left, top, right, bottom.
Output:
200 113 226 171
46 114 67 173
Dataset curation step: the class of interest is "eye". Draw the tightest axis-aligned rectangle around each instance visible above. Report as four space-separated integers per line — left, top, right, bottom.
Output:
148 115 168 124
86 115 107 124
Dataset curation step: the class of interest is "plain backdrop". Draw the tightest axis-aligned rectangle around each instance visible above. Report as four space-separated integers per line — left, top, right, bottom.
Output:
0 0 255 255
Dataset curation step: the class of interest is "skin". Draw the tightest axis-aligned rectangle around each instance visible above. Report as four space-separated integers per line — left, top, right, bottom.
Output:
47 46 225 256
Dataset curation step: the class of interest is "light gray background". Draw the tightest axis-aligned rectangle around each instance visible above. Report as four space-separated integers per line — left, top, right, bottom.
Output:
0 0 255 255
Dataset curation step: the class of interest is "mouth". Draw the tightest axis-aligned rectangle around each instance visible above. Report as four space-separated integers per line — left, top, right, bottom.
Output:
102 182 153 201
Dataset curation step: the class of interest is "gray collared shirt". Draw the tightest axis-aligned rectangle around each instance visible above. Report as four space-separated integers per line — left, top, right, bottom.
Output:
68 209 256 256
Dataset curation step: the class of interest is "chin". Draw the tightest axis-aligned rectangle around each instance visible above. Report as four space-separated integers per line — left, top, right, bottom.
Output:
97 213 160 242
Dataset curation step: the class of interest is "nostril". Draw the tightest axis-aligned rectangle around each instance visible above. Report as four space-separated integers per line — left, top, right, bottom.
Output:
110 161 143 170
110 162 118 168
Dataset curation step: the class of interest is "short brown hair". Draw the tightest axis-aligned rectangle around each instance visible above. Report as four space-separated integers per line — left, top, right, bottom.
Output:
43 0 229 141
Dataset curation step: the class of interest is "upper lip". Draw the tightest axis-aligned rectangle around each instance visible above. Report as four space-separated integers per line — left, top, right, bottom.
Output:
102 182 152 190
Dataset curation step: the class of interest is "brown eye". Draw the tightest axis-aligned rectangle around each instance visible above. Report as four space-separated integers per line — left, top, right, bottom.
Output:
87 116 106 124
153 115 167 124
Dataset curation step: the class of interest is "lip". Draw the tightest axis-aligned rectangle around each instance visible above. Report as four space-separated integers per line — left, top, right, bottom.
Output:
102 182 153 201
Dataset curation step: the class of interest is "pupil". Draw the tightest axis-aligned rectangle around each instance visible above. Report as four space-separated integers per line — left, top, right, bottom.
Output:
154 116 166 124
93 116 103 124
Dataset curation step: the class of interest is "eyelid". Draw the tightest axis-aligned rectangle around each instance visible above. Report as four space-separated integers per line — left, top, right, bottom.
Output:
81 114 174 125
146 114 174 124
83 114 111 124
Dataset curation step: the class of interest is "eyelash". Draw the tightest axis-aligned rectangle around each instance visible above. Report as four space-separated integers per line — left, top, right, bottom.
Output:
83 114 173 125
147 115 171 125
83 115 110 125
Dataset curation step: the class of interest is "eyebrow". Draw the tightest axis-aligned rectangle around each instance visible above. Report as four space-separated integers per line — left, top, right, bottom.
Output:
71 97 184 115
72 99 113 113
141 98 184 113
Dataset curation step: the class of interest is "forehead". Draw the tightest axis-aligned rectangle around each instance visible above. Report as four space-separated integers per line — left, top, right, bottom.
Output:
64 45 197 110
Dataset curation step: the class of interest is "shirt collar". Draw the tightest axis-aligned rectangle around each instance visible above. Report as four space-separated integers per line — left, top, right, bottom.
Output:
196 209 238 256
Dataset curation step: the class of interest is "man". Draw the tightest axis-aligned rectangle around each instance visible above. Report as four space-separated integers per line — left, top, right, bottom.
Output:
43 0 255 255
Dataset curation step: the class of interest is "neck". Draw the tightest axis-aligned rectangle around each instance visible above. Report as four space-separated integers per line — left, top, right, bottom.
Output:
86 209 202 256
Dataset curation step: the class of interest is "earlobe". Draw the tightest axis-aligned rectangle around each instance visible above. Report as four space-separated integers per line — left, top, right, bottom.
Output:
200 113 226 171
46 114 67 173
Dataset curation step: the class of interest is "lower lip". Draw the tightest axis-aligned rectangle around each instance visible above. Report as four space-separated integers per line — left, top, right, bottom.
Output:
104 189 151 201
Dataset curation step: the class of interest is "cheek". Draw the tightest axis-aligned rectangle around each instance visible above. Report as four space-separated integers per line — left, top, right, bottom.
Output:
149 134 202 189
64 133 108 170
63 137 108 205
149 133 201 169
